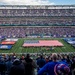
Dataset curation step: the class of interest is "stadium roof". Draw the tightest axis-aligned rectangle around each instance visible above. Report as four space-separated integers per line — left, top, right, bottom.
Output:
0 5 75 9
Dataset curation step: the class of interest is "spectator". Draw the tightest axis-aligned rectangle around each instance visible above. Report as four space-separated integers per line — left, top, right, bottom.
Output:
37 55 46 70
6 57 13 74
9 59 25 75
38 53 70 75
54 63 70 75
24 54 37 75
71 56 75 75
38 53 59 75
0 58 6 75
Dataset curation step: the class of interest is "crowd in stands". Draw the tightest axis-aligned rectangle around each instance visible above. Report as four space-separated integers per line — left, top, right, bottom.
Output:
0 26 75 38
0 53 75 75
0 9 75 17
0 17 75 26
0 8 75 26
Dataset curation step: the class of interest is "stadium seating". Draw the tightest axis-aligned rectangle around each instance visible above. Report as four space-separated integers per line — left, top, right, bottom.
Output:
0 26 75 38
0 5 75 75
0 5 75 26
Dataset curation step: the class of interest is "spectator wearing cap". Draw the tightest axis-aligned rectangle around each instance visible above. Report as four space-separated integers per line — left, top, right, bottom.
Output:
9 59 25 75
54 63 70 75
38 53 70 75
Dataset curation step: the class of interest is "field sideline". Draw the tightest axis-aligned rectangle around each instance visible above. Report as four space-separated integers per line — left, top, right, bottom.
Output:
0 38 75 53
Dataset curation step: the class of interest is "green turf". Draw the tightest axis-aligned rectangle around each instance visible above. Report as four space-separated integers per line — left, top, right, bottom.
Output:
0 38 75 53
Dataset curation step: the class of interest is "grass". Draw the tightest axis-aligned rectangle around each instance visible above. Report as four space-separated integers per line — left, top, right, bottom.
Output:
0 38 75 53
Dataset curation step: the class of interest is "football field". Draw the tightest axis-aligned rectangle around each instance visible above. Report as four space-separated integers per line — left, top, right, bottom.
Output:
0 38 75 54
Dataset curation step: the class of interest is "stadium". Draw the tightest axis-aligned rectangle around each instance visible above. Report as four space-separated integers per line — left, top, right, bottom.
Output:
0 5 75 54
0 4 75 75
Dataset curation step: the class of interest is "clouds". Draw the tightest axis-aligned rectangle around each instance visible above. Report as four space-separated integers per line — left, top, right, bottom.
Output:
0 0 55 5
0 0 75 5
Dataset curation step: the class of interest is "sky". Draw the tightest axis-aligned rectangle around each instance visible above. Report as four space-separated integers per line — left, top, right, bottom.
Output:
0 0 75 5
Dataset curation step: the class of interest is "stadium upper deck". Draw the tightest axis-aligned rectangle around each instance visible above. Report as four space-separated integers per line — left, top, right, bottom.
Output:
0 5 75 16
0 5 75 26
